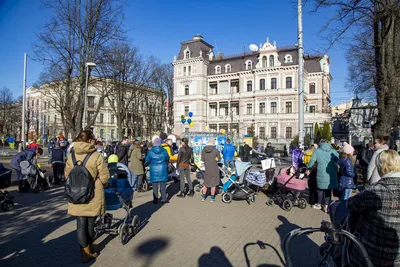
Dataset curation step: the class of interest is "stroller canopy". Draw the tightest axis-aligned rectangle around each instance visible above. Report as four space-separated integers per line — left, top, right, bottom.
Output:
235 161 252 177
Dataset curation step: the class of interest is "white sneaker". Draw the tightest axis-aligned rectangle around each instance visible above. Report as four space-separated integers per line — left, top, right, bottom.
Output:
312 204 321 210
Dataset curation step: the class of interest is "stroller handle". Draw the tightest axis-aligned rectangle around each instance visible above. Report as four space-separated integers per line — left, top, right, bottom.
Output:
283 221 373 267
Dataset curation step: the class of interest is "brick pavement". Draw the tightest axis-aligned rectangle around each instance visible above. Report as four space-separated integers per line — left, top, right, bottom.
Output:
0 168 329 267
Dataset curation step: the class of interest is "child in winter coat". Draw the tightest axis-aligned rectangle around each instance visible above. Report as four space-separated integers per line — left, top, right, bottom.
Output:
338 144 356 200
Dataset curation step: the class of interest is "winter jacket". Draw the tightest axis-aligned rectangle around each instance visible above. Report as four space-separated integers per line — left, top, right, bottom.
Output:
307 143 339 190
264 146 274 158
49 147 65 164
177 145 193 166
222 143 236 161
161 143 177 161
65 142 110 217
338 156 356 189
360 147 374 166
201 145 221 188
145 146 170 183
292 149 304 170
116 143 129 166
347 172 400 267
128 147 144 175
242 144 252 162
367 144 389 185
10 148 37 170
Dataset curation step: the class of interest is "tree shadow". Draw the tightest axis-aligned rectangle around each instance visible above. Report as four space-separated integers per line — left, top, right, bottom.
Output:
198 246 233 267
275 215 320 266
243 240 284 267
133 237 169 267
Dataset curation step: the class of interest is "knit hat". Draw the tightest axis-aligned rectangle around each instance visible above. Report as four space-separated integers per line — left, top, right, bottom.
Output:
343 143 355 155
153 138 161 146
160 133 168 140
206 137 215 146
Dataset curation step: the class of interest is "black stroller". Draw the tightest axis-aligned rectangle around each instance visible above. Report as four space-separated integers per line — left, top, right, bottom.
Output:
19 160 51 193
0 164 14 211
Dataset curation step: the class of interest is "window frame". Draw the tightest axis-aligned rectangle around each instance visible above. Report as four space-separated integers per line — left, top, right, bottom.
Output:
259 127 266 139
259 102 265 114
269 55 274 67
184 85 189 95
270 102 277 114
225 64 231 73
262 56 267 68
286 77 292 89
247 80 253 92
286 127 293 139
246 103 252 115
271 77 277 89
260 79 266 90
215 65 221 74
184 106 189 117
309 82 316 94
271 127 277 139
285 102 293 113
245 60 252 70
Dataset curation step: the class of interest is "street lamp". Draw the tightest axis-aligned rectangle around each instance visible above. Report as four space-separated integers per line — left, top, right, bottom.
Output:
82 62 96 130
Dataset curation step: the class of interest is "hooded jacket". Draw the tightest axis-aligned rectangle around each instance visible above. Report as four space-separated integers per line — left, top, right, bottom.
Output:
161 143 177 161
10 148 37 170
307 143 339 190
367 144 389 185
145 146 170 183
65 142 110 217
338 155 356 189
222 143 236 161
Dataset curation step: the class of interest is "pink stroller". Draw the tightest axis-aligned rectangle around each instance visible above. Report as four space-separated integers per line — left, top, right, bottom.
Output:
266 166 308 211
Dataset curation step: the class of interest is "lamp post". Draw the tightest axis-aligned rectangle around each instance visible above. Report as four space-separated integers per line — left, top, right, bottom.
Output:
82 62 96 130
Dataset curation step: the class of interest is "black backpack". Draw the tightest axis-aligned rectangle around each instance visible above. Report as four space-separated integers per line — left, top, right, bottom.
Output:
65 150 96 204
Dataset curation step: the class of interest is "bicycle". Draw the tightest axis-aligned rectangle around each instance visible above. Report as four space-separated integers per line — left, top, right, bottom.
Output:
283 220 373 267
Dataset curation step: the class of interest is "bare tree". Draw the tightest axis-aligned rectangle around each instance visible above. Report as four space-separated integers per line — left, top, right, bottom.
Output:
151 63 174 133
0 87 13 135
312 0 400 137
34 0 126 137
100 43 156 140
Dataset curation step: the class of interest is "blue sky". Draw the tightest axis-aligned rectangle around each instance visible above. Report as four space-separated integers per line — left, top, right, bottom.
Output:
0 0 353 105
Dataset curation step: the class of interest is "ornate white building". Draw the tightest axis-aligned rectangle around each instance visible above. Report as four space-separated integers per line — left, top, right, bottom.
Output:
172 35 332 145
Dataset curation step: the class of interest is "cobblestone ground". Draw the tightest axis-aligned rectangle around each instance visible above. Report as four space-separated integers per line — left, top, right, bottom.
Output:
0 162 329 267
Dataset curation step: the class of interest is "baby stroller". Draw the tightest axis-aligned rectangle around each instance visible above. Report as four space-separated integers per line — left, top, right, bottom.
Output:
266 166 308 211
221 161 256 204
19 161 51 193
192 162 230 195
0 164 14 211
94 164 140 245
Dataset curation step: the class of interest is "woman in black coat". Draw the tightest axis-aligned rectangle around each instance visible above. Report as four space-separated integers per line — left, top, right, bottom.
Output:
201 138 221 202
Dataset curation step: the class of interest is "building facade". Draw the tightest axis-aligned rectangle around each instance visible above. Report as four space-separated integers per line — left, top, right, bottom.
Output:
172 35 332 145
26 81 165 142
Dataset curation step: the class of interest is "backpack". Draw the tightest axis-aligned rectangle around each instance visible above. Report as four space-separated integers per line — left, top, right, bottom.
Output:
65 150 96 204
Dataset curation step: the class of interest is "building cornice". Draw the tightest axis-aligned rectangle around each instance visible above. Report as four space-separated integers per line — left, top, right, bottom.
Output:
172 57 210 66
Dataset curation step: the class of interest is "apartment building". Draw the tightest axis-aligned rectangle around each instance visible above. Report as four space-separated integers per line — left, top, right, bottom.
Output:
172 35 332 145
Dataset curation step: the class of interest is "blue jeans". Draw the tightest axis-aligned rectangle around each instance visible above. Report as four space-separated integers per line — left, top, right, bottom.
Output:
224 160 234 170
341 188 352 200
318 189 331 206
152 182 167 201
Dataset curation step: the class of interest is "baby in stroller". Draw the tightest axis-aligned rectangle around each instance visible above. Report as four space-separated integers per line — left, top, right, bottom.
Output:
266 166 308 211
220 160 256 204
94 155 140 245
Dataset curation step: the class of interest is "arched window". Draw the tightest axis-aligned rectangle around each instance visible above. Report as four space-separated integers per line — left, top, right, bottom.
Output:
284 54 293 63
247 81 253 92
225 64 231 73
260 79 265 90
309 83 316 94
215 65 221 74
246 60 252 70
185 50 190 59
269 55 274 67
286 77 292 89
271 78 277 89
184 85 189 95
262 56 267 68
286 127 292 139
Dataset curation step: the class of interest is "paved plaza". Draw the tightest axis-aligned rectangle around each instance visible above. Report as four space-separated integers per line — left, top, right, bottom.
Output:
0 160 329 267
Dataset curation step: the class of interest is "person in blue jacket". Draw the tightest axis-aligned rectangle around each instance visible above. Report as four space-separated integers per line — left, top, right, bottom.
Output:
222 139 236 170
145 138 170 204
10 147 43 191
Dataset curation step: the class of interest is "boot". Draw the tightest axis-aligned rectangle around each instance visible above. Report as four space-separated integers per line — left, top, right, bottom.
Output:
186 189 194 197
81 246 98 263
177 191 185 198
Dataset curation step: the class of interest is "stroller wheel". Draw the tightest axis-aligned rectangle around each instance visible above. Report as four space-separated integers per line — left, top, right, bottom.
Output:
1 199 14 212
221 192 233 203
119 223 130 245
250 195 256 203
194 184 203 193
196 171 204 179
282 199 293 211
266 199 274 206
298 198 307 209
130 215 140 236
33 184 41 193
142 180 149 192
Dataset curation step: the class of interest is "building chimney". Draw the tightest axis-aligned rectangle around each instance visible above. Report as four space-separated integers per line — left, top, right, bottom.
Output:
217 52 223 60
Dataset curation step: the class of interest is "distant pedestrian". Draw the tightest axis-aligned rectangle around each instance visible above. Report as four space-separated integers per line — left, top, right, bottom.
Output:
116 137 130 166
129 140 145 191
222 139 235 170
367 136 389 185
49 141 66 185
145 138 170 204
201 138 221 202
242 143 252 162
10 147 43 191
177 138 194 197
264 143 274 158
338 143 356 200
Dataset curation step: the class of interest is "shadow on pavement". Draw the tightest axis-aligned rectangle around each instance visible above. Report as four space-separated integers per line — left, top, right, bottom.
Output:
243 240 284 267
198 246 233 267
0 187 78 267
133 237 169 267
275 215 320 266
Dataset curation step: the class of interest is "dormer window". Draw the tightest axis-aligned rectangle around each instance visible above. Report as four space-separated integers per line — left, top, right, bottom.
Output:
215 65 221 74
246 60 252 70
225 64 231 73
284 54 293 63
269 55 275 67
262 56 267 68
184 47 191 59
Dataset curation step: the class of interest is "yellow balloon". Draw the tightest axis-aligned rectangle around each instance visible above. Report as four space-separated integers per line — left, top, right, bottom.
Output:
205 125 209 131
189 122 194 127
220 129 226 134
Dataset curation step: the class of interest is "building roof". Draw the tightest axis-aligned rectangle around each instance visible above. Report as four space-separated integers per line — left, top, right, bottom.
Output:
208 53 259 75
177 36 214 60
